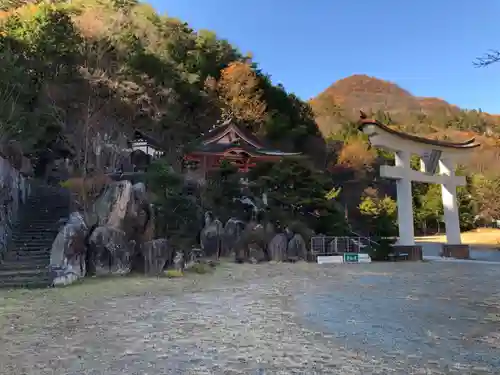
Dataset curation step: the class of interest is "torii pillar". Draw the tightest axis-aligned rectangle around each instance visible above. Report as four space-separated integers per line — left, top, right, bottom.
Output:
358 113 480 260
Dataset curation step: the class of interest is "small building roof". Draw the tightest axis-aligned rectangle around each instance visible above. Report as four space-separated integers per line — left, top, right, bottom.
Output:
188 119 302 157
187 142 302 157
132 129 167 151
199 119 267 148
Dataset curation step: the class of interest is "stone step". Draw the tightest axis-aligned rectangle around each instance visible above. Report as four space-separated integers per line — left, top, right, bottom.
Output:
22 212 68 216
2 185 70 289
11 239 54 243
9 250 52 256
20 203 68 207
18 212 69 218
12 230 57 235
0 270 51 288
15 218 64 223
12 234 57 239
10 245 53 251
14 222 64 227
11 239 57 245
15 221 66 227
13 227 60 232
0 278 51 289
0 261 48 270
12 231 59 236
0 269 49 277
11 236 56 241
21 205 68 209
11 241 56 246
6 249 51 256
13 230 60 235
10 239 54 245
4 254 51 262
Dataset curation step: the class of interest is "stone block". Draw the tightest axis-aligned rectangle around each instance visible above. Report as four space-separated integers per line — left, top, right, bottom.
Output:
391 245 423 261
441 244 470 259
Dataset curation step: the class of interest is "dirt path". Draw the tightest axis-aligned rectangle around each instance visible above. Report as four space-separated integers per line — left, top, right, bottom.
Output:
0 262 499 374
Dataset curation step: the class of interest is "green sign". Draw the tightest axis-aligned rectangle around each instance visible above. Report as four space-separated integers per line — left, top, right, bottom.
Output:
343 253 359 263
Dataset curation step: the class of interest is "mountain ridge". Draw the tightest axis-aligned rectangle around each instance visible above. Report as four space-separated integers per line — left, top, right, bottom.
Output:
311 74 461 114
309 74 500 137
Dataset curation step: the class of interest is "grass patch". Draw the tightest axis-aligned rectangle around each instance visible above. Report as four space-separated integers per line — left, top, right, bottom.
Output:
185 262 214 274
164 269 184 278
416 228 500 249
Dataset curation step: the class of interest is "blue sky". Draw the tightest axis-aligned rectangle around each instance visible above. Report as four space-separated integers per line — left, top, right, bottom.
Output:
151 0 500 113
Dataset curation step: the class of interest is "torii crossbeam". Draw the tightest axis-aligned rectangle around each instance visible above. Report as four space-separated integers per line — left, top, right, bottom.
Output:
358 112 480 260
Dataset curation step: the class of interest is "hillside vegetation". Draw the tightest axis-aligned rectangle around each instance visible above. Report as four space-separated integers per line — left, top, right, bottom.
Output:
310 74 500 231
0 0 320 169
1 0 499 236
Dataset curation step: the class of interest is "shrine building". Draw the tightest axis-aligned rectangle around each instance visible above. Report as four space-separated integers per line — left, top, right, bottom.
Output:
183 120 303 177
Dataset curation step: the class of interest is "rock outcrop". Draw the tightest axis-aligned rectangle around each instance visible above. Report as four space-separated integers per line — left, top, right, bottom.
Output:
234 221 311 263
268 233 288 261
50 179 164 285
221 218 245 257
85 180 156 276
287 233 308 261
139 238 171 276
49 212 88 286
234 221 274 263
0 152 30 256
200 211 223 257
87 226 135 276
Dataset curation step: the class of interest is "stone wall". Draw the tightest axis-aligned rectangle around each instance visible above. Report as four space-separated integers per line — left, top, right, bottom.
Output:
0 154 30 257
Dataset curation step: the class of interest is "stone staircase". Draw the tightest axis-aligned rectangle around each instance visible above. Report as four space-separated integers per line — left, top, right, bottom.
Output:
0 184 70 288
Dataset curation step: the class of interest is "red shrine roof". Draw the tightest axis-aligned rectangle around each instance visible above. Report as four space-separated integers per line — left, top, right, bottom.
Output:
358 112 481 150
200 119 265 148
188 120 302 157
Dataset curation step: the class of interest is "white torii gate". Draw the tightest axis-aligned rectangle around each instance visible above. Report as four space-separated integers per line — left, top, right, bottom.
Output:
358 113 480 259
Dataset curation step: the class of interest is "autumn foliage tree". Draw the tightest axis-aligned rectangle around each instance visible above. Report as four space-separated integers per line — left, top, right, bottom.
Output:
210 61 267 132
337 138 376 172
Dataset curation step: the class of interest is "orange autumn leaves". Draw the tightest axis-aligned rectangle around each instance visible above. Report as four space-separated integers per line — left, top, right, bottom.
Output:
0 3 37 18
208 61 268 128
0 3 57 37
337 139 376 171
0 3 53 20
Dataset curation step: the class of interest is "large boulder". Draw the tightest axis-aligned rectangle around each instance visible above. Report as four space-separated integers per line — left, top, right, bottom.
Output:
88 180 133 228
139 238 170 276
200 212 223 257
268 233 288 262
173 251 184 272
0 140 23 170
87 226 136 276
88 179 155 243
124 182 155 244
221 218 245 257
234 221 273 263
287 233 308 261
49 212 88 286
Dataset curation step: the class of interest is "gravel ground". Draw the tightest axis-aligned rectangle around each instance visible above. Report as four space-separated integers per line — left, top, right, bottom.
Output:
0 261 499 374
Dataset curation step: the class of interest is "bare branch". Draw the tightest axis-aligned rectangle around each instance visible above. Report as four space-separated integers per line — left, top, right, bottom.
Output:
474 49 500 67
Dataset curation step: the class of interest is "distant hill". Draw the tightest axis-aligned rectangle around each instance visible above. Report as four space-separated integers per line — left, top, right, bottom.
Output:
309 74 499 137
310 74 500 180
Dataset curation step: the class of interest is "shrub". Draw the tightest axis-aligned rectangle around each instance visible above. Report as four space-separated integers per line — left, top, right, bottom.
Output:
186 262 213 274
164 269 183 278
368 237 396 261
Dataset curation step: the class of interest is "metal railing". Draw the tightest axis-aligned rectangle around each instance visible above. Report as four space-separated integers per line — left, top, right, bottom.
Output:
310 236 374 256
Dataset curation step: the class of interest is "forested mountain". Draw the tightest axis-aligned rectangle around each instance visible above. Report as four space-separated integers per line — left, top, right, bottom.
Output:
0 0 321 169
1 0 499 233
310 74 500 229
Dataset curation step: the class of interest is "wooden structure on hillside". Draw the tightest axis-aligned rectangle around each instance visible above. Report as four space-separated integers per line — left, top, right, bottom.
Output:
183 120 302 176
128 130 166 171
